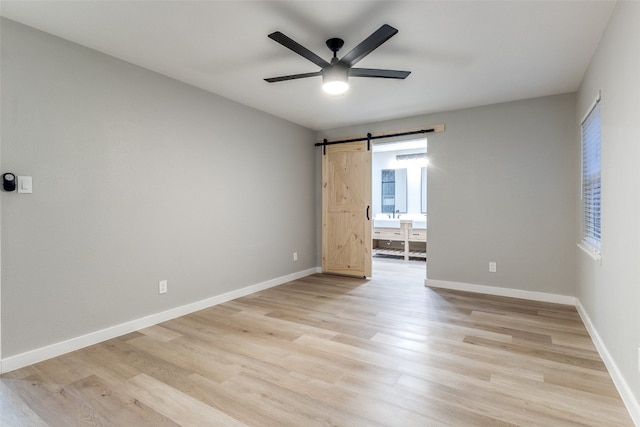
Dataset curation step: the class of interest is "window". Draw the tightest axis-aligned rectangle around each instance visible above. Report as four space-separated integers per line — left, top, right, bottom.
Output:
581 99 601 252
380 168 408 214
381 169 396 213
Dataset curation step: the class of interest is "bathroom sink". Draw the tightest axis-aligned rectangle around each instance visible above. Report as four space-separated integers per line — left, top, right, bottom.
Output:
374 219 401 228
412 220 427 229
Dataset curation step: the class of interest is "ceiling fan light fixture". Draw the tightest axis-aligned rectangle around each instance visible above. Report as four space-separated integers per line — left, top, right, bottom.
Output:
323 79 349 95
322 66 349 95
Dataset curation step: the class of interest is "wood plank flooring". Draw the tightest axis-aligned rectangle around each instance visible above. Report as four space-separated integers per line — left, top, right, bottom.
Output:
1 258 633 426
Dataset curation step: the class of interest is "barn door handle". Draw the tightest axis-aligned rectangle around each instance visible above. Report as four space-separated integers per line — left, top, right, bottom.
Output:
366 205 370 220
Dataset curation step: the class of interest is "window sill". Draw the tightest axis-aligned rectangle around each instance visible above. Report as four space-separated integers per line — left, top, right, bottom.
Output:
578 242 602 264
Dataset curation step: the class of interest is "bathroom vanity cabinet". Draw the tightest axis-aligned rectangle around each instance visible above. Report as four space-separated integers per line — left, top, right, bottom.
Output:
372 220 426 260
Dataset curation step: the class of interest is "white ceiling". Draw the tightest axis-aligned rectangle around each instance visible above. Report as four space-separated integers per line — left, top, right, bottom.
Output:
1 1 615 131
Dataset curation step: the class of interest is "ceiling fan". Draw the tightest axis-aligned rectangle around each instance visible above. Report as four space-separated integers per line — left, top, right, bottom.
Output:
264 24 411 95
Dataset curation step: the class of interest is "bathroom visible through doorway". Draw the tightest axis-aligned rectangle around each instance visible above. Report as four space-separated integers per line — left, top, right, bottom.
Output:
371 138 427 280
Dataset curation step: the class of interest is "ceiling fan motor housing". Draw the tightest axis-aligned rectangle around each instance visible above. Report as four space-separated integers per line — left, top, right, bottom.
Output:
323 63 349 82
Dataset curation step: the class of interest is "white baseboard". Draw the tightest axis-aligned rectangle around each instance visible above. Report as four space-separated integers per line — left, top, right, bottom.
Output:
425 279 576 305
575 300 640 426
0 267 322 374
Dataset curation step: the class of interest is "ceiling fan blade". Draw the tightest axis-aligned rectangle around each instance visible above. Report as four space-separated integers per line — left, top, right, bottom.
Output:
268 32 330 69
264 71 322 83
338 24 398 68
349 68 411 79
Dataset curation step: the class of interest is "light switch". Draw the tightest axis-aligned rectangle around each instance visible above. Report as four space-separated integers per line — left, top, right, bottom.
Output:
17 176 32 194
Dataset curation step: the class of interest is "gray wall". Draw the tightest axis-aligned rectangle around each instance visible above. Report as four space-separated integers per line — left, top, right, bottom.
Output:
576 1 640 409
1 19 317 357
319 93 577 296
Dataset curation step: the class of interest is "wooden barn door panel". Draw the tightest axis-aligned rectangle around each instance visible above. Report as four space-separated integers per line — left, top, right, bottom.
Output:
322 141 371 277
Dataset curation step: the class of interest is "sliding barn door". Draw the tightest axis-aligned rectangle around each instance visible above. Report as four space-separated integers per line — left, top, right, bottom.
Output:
322 141 372 277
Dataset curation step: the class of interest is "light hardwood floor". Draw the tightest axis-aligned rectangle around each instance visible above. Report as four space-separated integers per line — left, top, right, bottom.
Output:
1 259 634 426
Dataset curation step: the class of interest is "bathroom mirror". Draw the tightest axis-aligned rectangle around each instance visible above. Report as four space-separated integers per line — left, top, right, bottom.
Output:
421 166 427 213
381 168 407 214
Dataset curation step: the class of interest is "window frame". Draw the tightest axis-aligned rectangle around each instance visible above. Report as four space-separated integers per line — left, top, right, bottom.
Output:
579 93 602 261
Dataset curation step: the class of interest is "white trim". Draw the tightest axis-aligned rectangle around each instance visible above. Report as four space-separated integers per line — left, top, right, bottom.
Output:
577 241 602 263
575 299 640 426
0 267 321 374
425 279 576 305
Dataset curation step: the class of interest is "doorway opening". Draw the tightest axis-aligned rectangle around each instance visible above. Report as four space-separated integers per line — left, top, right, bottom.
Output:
371 138 427 280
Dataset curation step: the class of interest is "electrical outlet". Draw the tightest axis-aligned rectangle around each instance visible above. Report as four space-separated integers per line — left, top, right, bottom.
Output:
159 280 168 294
489 262 497 273
293 252 298 261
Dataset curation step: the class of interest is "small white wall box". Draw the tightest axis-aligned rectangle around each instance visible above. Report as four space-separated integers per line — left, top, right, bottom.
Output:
17 176 32 194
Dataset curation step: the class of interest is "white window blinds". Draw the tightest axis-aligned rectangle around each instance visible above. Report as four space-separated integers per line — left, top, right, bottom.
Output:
581 100 601 250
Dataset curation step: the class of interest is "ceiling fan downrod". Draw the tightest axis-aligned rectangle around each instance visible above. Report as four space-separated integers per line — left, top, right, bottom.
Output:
326 38 344 62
